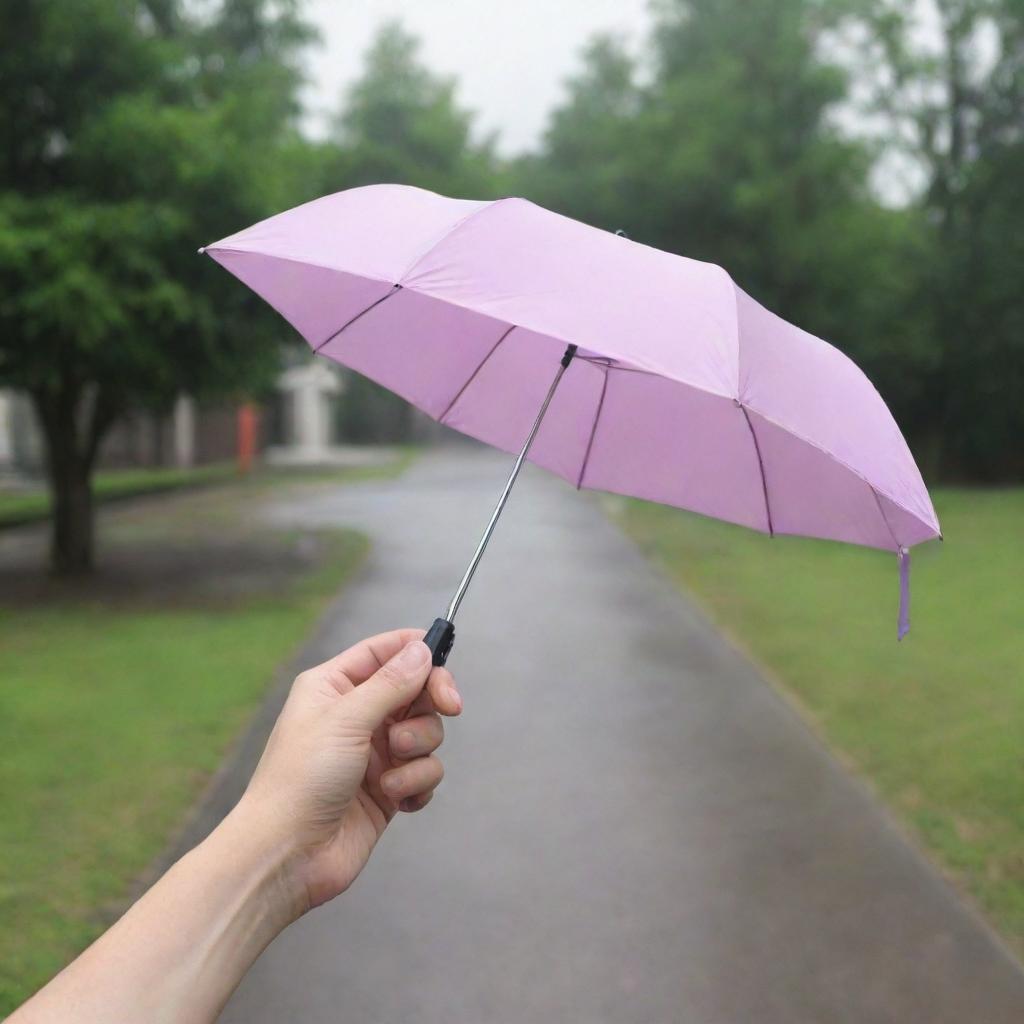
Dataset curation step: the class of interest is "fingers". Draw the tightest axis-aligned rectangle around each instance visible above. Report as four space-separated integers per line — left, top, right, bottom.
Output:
380 754 444 807
306 630 463 718
427 666 463 716
344 640 432 731
316 628 427 691
399 792 433 813
403 665 463 720
389 712 444 760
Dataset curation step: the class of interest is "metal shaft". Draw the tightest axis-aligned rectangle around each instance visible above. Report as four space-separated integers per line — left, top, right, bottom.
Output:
445 344 577 621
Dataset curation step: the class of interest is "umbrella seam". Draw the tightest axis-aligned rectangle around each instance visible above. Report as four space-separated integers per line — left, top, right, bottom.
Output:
738 403 774 537
364 283 739 399
870 487 903 549
729 277 743 399
202 246 393 283
438 324 517 424
576 360 928 543
313 284 403 353
206 248 933 542
397 198 511 286
743 403 934 544
576 363 610 490
578 356 655 378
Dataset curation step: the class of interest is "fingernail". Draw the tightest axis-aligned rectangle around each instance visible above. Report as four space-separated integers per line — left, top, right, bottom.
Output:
383 772 402 794
447 683 462 712
396 640 430 670
396 729 416 753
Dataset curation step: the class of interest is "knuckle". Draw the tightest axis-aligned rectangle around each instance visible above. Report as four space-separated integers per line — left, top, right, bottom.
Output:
376 660 408 692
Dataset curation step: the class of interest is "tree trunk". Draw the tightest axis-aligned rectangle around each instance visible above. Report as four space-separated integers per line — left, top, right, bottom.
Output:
49 451 95 575
32 384 118 577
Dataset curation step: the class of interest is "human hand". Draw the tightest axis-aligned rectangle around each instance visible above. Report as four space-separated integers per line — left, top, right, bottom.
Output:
7 629 462 1024
237 628 462 913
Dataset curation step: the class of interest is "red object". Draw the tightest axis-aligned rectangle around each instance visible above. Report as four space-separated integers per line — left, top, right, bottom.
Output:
237 403 257 475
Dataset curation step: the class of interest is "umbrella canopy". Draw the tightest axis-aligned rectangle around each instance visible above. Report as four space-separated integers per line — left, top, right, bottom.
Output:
202 184 940 645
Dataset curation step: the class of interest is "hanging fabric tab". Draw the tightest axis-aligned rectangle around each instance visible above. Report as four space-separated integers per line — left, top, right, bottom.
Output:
897 547 911 641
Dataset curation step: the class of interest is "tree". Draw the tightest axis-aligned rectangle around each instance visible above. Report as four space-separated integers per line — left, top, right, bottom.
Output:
320 22 502 443
523 0 935 467
326 21 498 196
514 36 641 233
0 0 315 574
853 0 1024 478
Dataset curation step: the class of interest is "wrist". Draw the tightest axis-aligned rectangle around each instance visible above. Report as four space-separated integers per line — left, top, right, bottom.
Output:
205 796 311 932
27 797 315 1022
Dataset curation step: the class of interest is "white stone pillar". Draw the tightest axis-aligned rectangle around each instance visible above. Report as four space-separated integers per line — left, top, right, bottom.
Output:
173 394 196 468
267 358 342 465
0 390 14 470
290 363 340 460
292 372 319 454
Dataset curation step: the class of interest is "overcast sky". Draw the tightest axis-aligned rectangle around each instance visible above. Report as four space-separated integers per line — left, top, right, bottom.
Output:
302 0 653 155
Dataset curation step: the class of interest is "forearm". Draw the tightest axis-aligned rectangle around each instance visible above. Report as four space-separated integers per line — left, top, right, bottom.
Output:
12 800 304 1024
11 634 455 1022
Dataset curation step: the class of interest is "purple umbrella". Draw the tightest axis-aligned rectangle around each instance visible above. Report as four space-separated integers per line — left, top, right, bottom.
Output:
202 184 940 664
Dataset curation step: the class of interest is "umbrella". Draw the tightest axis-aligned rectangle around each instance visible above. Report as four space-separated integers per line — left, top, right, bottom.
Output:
201 184 940 665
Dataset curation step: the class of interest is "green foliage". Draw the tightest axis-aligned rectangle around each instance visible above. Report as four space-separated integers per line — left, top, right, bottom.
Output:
851 0 1024 478
520 0 1023 481
0 0 317 571
0 463 236 528
527 0 879 320
318 21 504 443
521 0 931 441
321 21 499 197
0 0 314 408
944 147 1024 479
2 0 1021 567
515 36 641 231
0 194 191 403
335 374 415 444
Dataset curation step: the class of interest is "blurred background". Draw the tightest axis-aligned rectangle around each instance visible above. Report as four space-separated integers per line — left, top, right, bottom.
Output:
1 0 1021 1015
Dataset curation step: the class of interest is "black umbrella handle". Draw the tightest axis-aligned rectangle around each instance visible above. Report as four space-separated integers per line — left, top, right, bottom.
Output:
422 346 575 674
424 617 455 667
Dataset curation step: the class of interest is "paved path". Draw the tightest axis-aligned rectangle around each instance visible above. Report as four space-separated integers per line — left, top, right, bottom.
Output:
217 445 1024 1023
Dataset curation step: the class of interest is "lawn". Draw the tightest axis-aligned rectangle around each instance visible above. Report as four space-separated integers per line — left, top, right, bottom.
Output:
0 462 396 1011
616 488 1024 949
0 463 236 528
0 448 417 529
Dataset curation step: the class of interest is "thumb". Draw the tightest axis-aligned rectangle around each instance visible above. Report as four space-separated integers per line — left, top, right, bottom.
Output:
344 640 433 731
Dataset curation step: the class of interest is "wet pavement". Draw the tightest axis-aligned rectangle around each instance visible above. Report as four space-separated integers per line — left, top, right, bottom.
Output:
216 444 1024 1024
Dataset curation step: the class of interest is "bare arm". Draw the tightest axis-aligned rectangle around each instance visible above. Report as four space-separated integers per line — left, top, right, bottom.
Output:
12 632 461 1023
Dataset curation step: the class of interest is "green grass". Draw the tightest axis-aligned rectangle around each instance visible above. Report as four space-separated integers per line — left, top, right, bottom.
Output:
0 463 237 528
0 529 368 1011
0 446 419 529
617 488 1024 948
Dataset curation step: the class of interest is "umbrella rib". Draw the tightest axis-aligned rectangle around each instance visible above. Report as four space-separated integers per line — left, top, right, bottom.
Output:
576 364 609 489
313 284 403 354
578 356 658 378
870 486 902 550
398 199 509 284
744 402 937 538
739 403 775 537
438 324 516 424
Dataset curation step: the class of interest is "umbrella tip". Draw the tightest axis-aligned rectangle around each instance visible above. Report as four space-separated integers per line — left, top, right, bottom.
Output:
615 228 629 239
197 246 207 255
